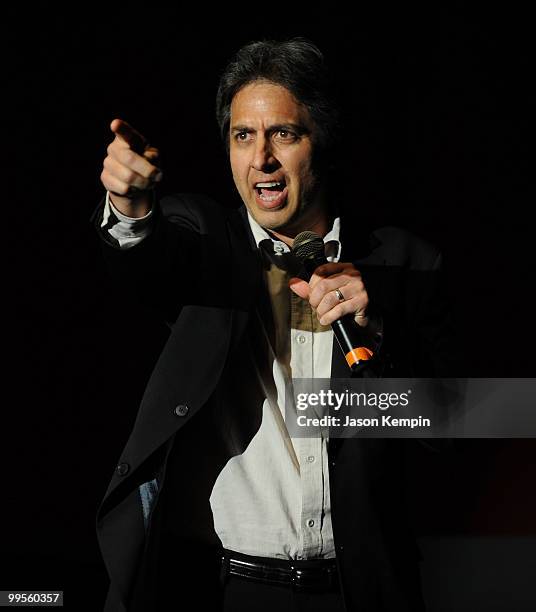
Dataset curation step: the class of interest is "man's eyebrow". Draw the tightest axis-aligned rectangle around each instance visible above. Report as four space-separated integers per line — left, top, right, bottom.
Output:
269 123 309 135
231 125 254 133
230 123 309 134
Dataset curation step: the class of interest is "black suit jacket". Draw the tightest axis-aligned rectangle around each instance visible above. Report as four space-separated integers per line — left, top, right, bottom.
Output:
92 193 456 611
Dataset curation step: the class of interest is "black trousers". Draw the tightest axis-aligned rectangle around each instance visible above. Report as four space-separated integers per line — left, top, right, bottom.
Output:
220 550 346 612
132 537 346 611
222 574 346 612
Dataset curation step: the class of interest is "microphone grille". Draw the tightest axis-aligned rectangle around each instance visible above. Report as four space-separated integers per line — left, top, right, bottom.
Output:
292 231 324 262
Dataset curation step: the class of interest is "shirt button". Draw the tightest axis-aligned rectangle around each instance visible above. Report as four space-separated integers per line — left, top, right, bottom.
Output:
174 404 189 417
274 243 285 253
307 519 315 528
297 335 306 344
306 455 315 463
116 462 130 477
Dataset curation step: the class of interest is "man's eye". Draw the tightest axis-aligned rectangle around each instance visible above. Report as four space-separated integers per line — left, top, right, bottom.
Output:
235 131 250 141
275 129 296 141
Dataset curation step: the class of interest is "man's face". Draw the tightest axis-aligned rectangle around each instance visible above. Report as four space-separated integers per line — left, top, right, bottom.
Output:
229 81 324 236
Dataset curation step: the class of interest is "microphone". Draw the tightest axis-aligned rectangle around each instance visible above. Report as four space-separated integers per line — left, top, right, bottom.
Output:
291 231 374 372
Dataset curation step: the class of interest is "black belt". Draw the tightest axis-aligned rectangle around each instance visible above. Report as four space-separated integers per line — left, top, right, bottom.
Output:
221 549 339 591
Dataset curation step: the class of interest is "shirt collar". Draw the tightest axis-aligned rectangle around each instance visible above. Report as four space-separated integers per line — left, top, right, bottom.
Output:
246 211 342 263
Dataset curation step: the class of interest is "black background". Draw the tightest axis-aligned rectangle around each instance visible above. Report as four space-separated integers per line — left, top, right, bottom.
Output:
3 7 534 611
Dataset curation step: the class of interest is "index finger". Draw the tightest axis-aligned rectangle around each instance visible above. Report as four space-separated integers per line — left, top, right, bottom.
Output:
310 262 354 287
110 118 147 155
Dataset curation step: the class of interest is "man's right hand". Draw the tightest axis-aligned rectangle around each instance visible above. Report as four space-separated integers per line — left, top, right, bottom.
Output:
100 119 162 218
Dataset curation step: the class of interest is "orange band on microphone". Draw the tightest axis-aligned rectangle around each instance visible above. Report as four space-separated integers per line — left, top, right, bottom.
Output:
345 347 374 368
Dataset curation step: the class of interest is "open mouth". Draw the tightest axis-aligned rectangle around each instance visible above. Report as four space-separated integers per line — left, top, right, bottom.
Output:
254 180 288 209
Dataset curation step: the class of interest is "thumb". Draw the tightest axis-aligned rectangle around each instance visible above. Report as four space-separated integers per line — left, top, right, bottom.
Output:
289 277 310 299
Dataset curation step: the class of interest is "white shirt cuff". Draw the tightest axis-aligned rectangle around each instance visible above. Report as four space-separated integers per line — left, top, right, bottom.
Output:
102 192 154 249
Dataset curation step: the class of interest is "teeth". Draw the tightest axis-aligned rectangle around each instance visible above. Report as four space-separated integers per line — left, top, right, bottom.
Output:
255 181 283 188
259 192 280 202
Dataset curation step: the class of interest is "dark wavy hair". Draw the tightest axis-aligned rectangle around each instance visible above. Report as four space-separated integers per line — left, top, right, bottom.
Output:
215 37 341 172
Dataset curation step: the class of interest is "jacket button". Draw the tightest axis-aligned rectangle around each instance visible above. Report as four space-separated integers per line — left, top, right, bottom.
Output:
174 404 189 417
116 462 130 477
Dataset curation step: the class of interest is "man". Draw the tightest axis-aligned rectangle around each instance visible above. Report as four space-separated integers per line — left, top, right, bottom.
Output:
93 38 454 611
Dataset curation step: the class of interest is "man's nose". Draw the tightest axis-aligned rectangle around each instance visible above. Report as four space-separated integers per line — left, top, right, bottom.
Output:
251 136 279 172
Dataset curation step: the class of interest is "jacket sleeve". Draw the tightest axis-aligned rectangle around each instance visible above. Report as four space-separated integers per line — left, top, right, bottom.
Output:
90 193 214 326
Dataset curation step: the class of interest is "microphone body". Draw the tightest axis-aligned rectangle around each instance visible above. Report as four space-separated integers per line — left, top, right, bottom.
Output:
292 233 374 372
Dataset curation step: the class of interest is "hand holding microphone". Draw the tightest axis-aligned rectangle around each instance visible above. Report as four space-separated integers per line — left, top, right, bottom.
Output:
289 231 374 372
